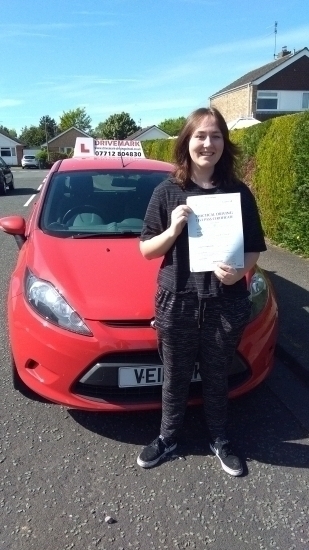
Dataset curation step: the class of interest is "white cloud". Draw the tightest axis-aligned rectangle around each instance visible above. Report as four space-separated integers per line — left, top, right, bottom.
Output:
0 99 23 108
0 21 115 39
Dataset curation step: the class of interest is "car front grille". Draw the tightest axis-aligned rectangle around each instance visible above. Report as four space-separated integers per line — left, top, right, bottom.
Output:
72 351 251 404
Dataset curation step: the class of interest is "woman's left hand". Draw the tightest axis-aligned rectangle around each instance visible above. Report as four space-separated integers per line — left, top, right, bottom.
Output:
214 262 241 285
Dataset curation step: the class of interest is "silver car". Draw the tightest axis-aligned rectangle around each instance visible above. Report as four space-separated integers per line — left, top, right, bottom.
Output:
21 155 39 169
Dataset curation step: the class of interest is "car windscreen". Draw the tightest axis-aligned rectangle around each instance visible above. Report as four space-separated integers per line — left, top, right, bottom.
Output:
39 169 171 237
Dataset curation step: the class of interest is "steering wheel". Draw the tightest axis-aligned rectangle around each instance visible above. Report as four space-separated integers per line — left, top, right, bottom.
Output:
62 205 103 224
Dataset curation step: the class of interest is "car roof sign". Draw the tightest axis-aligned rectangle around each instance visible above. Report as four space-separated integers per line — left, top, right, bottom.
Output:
73 137 145 159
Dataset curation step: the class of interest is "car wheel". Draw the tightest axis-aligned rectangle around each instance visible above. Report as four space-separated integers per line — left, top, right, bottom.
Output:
8 176 15 190
11 353 32 394
0 175 7 195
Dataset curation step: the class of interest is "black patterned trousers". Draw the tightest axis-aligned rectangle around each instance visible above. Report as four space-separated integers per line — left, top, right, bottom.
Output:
155 287 252 442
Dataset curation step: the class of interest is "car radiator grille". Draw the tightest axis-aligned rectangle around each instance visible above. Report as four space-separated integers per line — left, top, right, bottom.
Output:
72 351 251 404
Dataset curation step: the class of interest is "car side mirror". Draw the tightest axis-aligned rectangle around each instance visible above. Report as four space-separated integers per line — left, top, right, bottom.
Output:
0 216 27 248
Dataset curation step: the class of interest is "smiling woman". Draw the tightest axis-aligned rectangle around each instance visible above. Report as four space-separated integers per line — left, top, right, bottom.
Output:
188 117 224 185
137 107 273 476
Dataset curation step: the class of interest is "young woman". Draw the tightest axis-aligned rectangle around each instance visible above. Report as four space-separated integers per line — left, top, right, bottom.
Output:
137 107 266 476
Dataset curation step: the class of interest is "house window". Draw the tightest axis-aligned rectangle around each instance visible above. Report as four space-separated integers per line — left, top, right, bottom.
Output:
1 147 12 157
257 92 278 110
302 93 309 109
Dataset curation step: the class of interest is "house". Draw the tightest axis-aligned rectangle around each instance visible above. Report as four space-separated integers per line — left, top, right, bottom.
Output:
126 126 171 141
41 127 93 155
0 131 24 166
210 47 309 123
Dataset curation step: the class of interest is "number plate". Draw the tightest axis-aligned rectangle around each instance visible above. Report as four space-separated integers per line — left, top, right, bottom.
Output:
118 363 201 388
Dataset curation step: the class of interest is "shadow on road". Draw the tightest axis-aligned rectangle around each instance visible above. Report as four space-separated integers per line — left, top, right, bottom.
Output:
263 269 309 382
69 381 309 471
9 188 39 196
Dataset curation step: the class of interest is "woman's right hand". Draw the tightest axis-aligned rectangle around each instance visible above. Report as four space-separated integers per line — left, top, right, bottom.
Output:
140 205 192 260
170 205 192 237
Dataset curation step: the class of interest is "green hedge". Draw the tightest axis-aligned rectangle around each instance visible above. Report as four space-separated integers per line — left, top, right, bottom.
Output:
142 138 176 162
143 113 309 256
232 113 309 256
279 111 309 254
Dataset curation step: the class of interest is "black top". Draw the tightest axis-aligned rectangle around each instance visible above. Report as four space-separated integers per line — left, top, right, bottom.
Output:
140 178 267 298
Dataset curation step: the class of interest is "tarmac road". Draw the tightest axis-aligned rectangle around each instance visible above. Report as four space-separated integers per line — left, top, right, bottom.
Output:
0 169 308 550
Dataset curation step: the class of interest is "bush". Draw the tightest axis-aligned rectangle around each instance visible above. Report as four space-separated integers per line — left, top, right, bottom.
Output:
142 139 176 162
278 111 309 254
48 151 69 164
252 114 299 241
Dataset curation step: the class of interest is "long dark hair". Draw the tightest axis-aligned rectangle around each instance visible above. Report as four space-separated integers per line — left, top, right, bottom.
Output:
173 107 239 189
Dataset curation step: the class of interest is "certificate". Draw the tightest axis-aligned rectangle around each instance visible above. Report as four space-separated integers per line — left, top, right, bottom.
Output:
186 193 244 272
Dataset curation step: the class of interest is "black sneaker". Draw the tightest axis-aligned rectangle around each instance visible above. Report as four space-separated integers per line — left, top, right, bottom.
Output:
137 435 177 468
209 439 243 476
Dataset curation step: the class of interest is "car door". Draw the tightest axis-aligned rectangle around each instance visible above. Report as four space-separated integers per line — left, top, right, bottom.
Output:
0 157 12 184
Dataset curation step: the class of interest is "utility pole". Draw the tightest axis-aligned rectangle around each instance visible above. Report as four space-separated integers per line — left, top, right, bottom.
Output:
274 21 278 59
44 117 50 161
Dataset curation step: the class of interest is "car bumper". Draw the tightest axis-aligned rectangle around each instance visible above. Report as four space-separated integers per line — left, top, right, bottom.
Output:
9 289 278 411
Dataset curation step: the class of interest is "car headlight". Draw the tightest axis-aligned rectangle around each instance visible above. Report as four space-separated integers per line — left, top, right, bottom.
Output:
24 269 92 336
249 269 269 321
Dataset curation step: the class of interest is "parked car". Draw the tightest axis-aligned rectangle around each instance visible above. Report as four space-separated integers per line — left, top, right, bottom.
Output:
0 156 14 195
0 150 278 411
21 154 39 169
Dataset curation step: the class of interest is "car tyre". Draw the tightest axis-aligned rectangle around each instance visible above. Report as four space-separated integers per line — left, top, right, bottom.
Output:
0 175 7 195
8 176 15 191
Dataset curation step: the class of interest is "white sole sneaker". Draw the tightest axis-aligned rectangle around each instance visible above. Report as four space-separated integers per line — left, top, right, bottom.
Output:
209 443 243 476
137 442 177 468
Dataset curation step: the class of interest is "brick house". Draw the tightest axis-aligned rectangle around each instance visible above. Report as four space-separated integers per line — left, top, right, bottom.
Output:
41 127 93 155
209 47 309 123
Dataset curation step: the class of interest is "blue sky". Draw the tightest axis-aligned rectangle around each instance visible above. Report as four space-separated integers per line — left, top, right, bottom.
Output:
1 0 308 135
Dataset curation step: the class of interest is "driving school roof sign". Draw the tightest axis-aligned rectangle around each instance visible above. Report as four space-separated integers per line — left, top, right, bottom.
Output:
73 137 145 158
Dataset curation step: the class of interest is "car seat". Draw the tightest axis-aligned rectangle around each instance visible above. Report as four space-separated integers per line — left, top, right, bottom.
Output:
123 176 155 220
57 174 103 225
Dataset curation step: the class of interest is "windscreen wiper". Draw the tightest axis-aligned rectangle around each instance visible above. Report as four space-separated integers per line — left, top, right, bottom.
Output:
71 231 139 239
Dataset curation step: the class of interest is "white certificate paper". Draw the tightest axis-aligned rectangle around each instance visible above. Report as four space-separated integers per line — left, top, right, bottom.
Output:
186 193 244 272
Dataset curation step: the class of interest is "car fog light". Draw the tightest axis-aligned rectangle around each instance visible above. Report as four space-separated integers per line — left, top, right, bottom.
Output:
249 269 269 321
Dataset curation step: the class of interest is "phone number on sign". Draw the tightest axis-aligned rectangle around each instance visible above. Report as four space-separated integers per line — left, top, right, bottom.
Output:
95 150 143 157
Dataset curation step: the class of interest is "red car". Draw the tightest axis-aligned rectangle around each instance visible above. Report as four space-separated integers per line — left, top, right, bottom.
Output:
0 151 278 411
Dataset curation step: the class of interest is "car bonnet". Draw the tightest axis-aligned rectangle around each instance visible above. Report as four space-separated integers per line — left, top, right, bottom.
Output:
26 230 160 320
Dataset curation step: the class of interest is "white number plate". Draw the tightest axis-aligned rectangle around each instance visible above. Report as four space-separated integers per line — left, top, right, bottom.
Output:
118 363 201 388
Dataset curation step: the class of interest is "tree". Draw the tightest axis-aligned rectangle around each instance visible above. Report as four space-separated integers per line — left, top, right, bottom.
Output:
158 117 186 137
19 125 45 147
39 116 58 139
59 107 92 133
94 112 140 139
0 125 17 138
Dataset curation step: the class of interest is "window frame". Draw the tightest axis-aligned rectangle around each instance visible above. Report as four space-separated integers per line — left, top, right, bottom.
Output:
302 92 309 109
0 147 12 157
256 91 278 111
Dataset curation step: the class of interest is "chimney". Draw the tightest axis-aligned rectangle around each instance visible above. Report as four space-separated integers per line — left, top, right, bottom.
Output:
277 46 291 58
